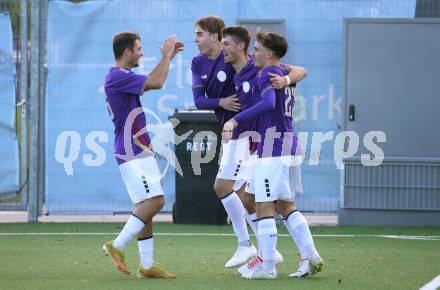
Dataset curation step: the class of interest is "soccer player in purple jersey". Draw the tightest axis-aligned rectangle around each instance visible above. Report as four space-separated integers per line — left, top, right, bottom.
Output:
192 15 257 268
102 32 183 279
192 16 307 268
223 32 324 279
221 26 316 278
221 26 312 277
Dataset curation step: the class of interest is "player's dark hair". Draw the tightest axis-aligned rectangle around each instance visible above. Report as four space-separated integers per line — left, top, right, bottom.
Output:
221 26 251 52
195 16 225 41
255 31 288 59
112 32 140 60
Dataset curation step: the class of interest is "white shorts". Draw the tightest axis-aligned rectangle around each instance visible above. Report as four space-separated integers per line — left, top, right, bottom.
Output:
216 138 252 191
244 153 258 194
246 145 304 195
119 156 164 204
250 156 302 203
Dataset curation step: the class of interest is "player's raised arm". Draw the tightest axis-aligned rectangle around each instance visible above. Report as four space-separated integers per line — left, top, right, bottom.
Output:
170 40 184 60
144 35 182 91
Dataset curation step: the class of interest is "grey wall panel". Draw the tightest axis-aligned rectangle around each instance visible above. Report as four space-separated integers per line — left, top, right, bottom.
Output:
343 19 440 158
416 0 440 17
341 20 440 225
343 157 440 211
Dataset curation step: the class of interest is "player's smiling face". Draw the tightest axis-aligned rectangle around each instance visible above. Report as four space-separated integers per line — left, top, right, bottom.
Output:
254 40 267 68
194 25 215 55
221 35 240 64
127 39 143 68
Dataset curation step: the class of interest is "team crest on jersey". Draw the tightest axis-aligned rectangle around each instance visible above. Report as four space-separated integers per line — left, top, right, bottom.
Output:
217 71 227 82
201 75 208 79
242 81 250 93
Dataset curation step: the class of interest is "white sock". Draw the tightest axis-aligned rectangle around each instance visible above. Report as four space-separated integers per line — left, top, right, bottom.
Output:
282 219 307 259
221 192 250 245
138 236 154 269
286 211 319 259
113 215 145 251
258 218 277 272
245 212 261 256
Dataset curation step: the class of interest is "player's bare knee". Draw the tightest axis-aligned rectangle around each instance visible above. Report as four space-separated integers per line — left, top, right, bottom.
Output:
213 182 221 196
213 179 232 198
248 194 257 213
136 195 164 215
243 194 256 213
276 200 296 218
241 200 251 213
256 202 276 218
235 189 247 203
153 195 165 210
213 184 224 198
244 203 255 214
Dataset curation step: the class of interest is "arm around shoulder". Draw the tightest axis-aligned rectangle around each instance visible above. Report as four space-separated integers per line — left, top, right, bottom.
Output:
286 65 308 83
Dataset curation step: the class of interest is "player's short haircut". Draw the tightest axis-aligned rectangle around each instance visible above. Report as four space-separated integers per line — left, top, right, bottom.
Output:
195 16 225 41
255 31 288 59
221 26 251 52
112 32 140 60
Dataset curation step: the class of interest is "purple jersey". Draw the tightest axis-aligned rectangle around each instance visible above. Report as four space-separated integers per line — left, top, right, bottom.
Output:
104 67 152 165
233 58 259 139
235 65 297 158
191 53 236 129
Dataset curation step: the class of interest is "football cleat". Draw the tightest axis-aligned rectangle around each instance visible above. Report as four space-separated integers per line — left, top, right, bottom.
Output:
309 256 324 275
289 258 310 278
237 250 283 276
225 244 257 268
137 265 176 279
241 263 277 280
237 255 263 275
102 240 130 275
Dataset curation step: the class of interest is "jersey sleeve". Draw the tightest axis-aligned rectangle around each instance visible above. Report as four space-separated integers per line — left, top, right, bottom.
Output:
279 62 289 73
234 69 276 124
191 58 220 109
259 67 278 99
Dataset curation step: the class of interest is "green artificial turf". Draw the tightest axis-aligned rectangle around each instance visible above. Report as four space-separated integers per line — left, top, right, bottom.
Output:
0 223 439 290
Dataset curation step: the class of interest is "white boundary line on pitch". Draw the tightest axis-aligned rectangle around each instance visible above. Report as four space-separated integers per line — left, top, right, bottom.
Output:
420 274 440 290
0 232 439 240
